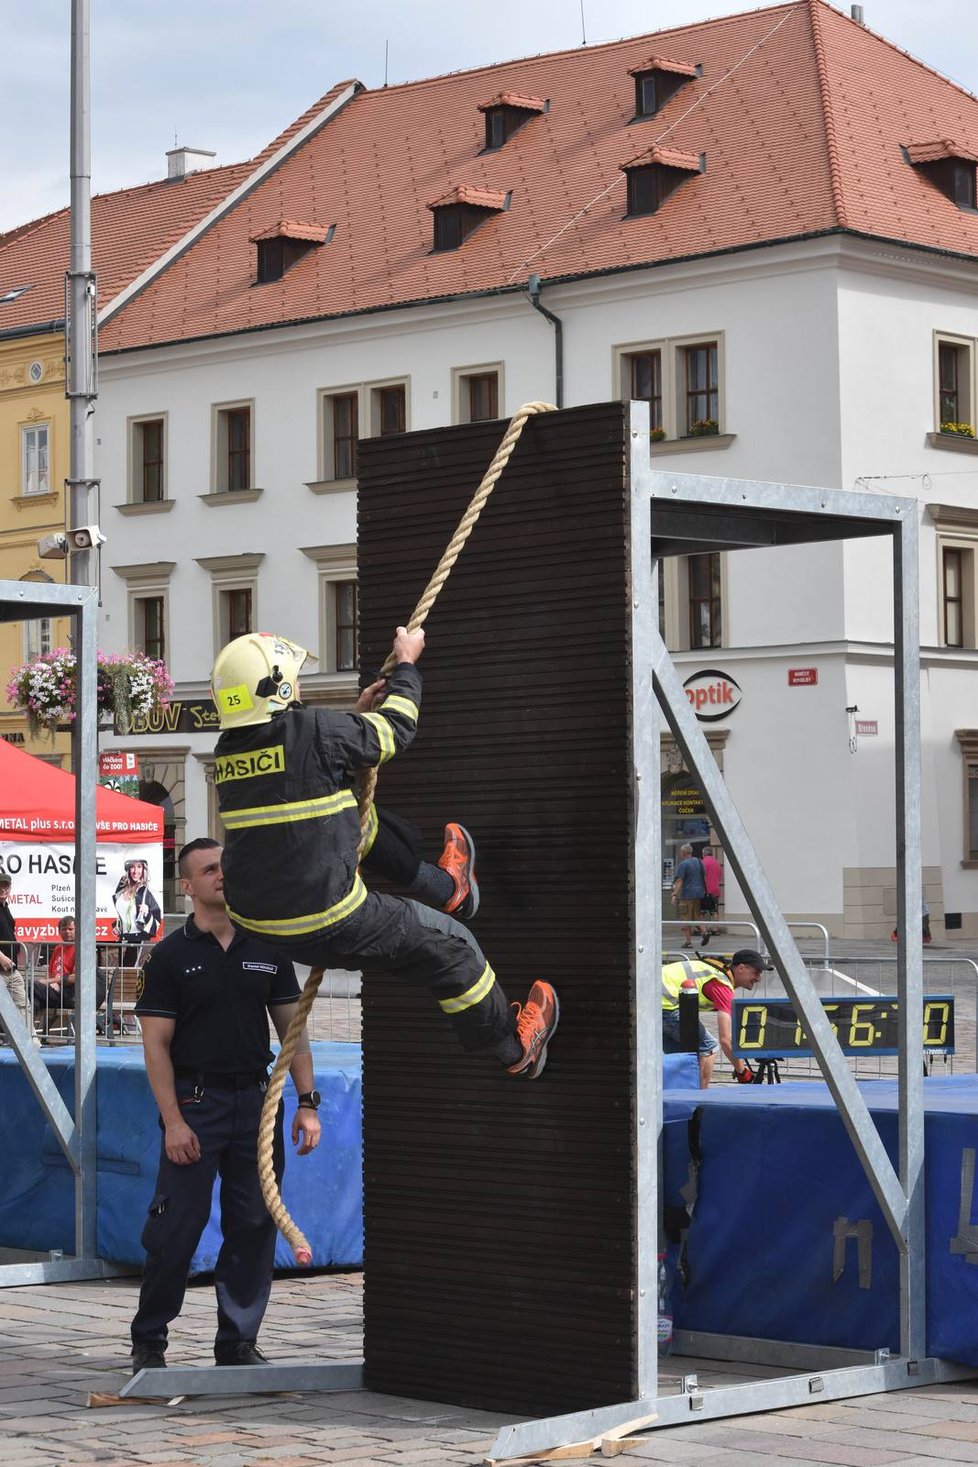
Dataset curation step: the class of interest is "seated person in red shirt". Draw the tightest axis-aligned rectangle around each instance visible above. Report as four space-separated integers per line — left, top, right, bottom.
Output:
34 916 76 1019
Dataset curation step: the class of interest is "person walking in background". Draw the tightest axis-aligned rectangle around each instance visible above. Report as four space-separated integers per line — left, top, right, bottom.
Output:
670 843 707 949
129 838 321 1375
700 847 722 938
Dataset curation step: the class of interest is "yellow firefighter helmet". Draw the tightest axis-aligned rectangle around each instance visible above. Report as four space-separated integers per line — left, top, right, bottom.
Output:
210 633 315 729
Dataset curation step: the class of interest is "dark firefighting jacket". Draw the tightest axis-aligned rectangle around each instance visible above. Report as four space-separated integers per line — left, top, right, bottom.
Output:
215 662 422 943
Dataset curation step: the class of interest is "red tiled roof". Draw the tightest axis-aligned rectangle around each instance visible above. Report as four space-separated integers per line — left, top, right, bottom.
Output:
627 53 700 79
249 218 331 243
621 145 703 172
477 91 547 113
427 184 509 211
906 139 978 165
97 0 978 354
0 161 253 337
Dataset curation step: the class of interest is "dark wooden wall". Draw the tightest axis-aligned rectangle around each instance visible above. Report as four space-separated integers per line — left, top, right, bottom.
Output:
356 402 634 1417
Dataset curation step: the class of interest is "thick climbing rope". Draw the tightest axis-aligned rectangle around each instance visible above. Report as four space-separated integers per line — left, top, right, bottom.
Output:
256 401 557 1261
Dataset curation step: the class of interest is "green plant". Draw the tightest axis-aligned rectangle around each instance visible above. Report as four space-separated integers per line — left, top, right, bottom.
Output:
6 649 174 739
650 426 667 442
940 420 976 438
688 418 719 437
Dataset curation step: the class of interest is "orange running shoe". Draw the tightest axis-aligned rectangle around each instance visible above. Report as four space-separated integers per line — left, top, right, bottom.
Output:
438 822 479 920
506 980 560 1079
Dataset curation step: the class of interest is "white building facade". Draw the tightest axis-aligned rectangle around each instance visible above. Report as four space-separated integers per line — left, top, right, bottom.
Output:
95 228 978 935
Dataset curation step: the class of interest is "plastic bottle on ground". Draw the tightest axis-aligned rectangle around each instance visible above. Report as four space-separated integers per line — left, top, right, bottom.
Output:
657 1252 673 1357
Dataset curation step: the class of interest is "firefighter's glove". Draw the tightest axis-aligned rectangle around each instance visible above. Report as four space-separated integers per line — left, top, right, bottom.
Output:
736 1064 754 1084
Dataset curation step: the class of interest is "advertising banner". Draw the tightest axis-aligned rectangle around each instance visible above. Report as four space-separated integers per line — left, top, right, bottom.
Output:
0 841 164 944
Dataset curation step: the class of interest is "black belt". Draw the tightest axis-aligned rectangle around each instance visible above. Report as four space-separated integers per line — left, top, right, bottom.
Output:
174 1068 267 1090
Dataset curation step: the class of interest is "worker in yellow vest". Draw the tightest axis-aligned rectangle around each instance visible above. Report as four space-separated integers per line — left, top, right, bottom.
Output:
662 949 771 1088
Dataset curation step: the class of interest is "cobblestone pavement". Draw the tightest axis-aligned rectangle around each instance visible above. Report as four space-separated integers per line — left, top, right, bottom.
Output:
0 1270 976 1466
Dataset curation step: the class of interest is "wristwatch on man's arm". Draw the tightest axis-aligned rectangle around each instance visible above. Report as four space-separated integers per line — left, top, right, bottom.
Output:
297 1089 321 1110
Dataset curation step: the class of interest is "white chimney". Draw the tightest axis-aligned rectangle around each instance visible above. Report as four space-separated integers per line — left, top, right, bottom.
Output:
166 146 217 181
850 4 865 22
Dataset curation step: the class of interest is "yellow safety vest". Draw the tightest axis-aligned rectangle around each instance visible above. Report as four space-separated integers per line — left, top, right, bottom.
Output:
662 957 734 1012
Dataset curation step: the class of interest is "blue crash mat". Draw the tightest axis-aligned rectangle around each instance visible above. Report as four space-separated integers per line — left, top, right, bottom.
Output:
662 1077 978 1365
0 1043 363 1272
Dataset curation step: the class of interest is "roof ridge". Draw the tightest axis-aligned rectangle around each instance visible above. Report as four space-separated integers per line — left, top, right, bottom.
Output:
814 0 978 105
808 0 848 229
350 3 801 100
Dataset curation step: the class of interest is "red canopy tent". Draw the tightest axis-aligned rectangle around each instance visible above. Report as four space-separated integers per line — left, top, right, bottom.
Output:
0 740 164 942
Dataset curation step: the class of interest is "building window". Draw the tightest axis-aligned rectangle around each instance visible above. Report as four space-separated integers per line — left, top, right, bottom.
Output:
135 595 166 662
626 164 687 217
213 403 253 492
22 423 49 495
319 382 410 485
432 204 493 252
329 391 359 479
954 731 978 864
616 334 724 441
130 416 165 503
944 547 965 646
454 366 502 423
373 383 406 437
334 581 359 671
23 617 52 661
633 70 688 119
683 342 719 435
195 552 264 657
935 336 974 433
627 350 663 433
688 553 722 648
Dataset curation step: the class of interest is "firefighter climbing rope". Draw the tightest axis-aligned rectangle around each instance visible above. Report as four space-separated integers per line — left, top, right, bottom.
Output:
256 401 557 1262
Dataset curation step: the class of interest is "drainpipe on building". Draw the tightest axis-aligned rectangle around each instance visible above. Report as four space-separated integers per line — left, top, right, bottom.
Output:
526 273 564 408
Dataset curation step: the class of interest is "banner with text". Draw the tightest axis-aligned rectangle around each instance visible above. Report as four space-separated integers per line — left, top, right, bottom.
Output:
0 841 164 944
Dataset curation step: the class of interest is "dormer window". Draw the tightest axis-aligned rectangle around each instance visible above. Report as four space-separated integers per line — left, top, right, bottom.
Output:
906 141 978 211
628 54 699 121
621 146 704 217
478 91 547 151
428 185 510 251
250 219 333 284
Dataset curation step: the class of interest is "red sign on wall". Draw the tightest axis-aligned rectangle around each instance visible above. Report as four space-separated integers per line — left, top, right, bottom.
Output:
788 668 818 686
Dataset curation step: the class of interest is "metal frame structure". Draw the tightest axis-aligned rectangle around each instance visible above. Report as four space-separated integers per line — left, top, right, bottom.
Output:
125 407 978 1430
0 579 125 1284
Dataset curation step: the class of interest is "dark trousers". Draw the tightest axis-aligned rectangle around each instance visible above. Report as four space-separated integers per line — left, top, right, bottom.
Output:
288 892 515 1054
131 1079 284 1352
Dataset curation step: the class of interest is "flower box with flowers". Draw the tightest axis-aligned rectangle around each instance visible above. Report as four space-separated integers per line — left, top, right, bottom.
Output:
6 650 174 739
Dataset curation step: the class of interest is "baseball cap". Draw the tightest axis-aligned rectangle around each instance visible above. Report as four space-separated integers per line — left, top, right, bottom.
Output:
730 948 773 972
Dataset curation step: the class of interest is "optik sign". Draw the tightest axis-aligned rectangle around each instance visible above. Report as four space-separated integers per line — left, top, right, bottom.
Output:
683 668 742 722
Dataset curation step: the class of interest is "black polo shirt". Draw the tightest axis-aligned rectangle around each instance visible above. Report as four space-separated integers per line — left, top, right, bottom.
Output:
134 917 301 1073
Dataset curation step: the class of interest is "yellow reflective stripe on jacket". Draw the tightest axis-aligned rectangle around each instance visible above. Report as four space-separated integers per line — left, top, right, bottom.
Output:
438 963 496 1015
361 711 396 764
379 693 419 723
360 802 379 858
228 875 367 937
220 790 357 830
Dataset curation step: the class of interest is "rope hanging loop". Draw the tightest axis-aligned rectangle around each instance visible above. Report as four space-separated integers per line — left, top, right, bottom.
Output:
257 400 557 1262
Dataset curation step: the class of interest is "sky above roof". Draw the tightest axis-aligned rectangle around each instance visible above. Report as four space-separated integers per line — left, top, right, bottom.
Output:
2 0 977 234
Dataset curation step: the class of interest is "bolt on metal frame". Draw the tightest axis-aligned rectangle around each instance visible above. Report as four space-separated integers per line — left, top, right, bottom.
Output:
0 579 125 1284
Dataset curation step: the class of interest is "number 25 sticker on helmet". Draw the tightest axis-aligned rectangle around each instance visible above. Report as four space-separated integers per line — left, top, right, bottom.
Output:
210 633 317 729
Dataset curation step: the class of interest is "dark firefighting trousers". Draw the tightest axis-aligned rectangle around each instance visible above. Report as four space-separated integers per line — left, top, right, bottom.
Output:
360 805 423 887
131 1076 285 1352
287 893 516 1053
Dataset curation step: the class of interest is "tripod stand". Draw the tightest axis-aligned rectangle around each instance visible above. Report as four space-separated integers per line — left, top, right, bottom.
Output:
753 1057 782 1084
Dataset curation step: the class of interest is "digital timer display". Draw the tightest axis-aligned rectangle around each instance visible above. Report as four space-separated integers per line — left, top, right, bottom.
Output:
731 995 955 1058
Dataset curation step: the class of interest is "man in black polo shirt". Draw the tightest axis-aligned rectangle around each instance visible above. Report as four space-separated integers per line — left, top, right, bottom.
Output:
129 838 321 1374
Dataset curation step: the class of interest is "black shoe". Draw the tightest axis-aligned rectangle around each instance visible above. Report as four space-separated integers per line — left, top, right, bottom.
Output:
131 1343 166 1375
215 1341 269 1366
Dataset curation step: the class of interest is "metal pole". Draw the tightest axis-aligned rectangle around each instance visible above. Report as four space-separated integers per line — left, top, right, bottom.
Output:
68 0 98 592
627 400 658 1400
69 0 99 1263
893 509 925 1360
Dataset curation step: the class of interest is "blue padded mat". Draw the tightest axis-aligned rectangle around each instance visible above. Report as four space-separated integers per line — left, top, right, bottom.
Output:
0 1043 363 1272
662 1077 978 1365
